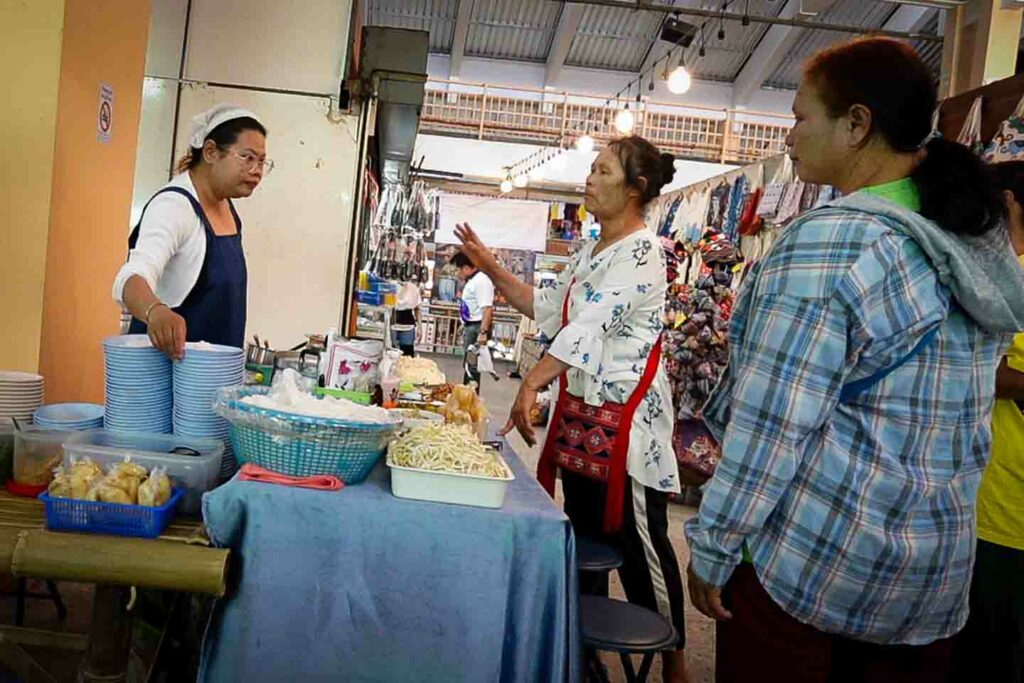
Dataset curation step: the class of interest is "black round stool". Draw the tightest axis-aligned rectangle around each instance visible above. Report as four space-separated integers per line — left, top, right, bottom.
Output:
580 595 678 683
577 536 623 574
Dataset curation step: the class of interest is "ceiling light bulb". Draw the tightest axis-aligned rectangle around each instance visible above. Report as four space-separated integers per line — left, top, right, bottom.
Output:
615 107 635 134
551 153 568 171
667 66 692 95
500 178 513 193
575 134 595 153
514 173 528 188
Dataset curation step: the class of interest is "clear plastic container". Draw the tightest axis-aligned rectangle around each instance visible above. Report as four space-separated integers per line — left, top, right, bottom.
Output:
0 423 14 484
62 430 224 515
13 427 71 489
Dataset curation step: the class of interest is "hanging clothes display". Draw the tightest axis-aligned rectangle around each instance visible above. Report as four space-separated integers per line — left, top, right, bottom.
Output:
723 174 749 242
705 181 731 231
957 96 984 156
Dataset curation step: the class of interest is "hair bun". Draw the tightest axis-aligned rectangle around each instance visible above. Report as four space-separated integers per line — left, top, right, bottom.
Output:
660 153 677 184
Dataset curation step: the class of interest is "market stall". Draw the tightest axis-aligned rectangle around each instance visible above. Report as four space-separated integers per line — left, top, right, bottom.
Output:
199 437 579 682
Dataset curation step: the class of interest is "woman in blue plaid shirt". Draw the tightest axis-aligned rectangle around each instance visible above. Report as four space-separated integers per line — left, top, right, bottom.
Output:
684 38 1024 682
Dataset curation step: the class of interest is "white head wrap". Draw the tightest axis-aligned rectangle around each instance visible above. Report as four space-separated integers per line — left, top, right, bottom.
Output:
187 105 262 149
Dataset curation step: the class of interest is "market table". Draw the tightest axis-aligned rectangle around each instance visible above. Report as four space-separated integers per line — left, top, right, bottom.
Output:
199 444 581 682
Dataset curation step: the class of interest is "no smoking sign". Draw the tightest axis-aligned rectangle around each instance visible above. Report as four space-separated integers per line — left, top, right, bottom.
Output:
98 83 114 143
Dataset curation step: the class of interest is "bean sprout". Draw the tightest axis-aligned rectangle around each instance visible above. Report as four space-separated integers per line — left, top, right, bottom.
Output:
388 424 510 479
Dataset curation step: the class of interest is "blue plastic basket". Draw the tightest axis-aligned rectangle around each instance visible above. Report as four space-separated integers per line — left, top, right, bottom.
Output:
39 488 184 539
215 387 403 483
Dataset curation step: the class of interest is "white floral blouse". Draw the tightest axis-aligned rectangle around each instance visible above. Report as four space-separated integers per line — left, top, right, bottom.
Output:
533 229 680 493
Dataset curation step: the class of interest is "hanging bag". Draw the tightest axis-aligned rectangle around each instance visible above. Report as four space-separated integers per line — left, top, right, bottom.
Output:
983 94 1024 162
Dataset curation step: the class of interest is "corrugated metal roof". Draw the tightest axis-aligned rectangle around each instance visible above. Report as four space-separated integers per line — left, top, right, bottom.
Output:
674 0 785 83
763 1 903 90
913 12 943 82
564 4 665 72
364 0 458 54
464 0 561 62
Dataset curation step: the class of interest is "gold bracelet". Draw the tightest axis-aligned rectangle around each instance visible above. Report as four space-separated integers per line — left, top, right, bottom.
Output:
144 301 168 324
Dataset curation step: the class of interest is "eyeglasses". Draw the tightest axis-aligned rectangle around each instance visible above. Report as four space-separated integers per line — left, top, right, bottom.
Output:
229 151 275 175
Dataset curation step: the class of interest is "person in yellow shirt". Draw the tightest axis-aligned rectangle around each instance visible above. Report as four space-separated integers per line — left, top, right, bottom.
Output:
952 160 1024 682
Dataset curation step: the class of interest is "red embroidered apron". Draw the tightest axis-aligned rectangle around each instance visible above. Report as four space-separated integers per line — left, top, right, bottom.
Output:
536 278 664 534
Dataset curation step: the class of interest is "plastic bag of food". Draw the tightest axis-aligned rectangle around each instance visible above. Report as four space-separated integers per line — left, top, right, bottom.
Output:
137 467 172 508
47 468 72 498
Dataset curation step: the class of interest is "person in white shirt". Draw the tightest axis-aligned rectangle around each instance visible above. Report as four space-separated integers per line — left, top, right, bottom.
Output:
451 251 494 386
112 105 271 359
456 136 689 682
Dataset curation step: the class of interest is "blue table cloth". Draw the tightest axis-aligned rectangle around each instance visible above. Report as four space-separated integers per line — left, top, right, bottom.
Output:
199 446 580 682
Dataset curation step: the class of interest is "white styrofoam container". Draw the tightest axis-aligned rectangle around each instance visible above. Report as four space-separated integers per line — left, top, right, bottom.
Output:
388 456 515 509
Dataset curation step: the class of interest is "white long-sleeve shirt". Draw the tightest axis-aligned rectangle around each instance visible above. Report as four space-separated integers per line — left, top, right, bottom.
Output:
533 229 680 493
112 173 206 307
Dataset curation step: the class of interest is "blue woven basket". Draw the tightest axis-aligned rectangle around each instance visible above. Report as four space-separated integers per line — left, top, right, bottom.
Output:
215 387 402 483
39 488 184 539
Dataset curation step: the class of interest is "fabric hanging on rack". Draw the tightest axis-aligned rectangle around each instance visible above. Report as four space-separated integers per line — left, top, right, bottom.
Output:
738 186 764 237
675 189 711 244
774 179 805 226
723 175 749 242
983 94 1024 162
706 181 731 231
757 182 786 218
798 182 820 213
658 195 684 238
957 96 984 156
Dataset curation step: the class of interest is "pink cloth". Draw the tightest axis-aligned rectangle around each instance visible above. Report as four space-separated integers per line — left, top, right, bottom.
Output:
237 464 344 491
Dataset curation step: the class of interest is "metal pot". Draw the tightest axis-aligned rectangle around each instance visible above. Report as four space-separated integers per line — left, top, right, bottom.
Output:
246 343 276 367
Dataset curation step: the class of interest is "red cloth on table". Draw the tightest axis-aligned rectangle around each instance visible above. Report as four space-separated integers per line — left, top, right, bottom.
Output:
237 464 345 491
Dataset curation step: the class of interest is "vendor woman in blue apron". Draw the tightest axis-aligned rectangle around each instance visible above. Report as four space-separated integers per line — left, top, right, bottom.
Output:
112 105 271 359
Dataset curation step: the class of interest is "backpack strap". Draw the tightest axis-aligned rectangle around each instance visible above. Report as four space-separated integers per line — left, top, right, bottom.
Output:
839 326 940 403
127 186 204 253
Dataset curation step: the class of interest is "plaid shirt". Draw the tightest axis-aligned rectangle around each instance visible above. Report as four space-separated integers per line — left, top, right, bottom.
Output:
685 206 1005 645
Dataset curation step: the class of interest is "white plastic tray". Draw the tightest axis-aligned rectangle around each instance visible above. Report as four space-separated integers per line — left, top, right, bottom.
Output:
388 454 515 509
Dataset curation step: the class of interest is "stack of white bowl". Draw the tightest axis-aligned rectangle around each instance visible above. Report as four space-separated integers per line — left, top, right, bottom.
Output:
33 403 105 431
104 335 173 433
0 372 44 426
173 343 245 481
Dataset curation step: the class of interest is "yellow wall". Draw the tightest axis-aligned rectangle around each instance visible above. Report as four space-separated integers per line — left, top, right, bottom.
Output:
38 0 150 403
0 0 66 372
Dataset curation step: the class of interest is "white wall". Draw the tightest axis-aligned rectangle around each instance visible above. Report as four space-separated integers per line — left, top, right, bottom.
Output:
130 0 358 347
176 84 359 348
414 134 736 195
185 0 351 95
427 54 796 120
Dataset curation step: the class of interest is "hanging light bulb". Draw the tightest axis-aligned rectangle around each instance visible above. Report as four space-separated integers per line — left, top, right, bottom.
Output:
576 134 595 153
513 172 528 188
667 52 692 95
615 105 635 134
667 66 692 95
500 177 513 193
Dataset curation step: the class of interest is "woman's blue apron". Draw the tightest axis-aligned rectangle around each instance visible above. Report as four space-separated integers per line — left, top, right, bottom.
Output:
128 187 247 348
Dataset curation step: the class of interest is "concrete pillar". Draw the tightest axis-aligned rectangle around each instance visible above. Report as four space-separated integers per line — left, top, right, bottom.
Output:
940 0 1023 98
0 0 150 402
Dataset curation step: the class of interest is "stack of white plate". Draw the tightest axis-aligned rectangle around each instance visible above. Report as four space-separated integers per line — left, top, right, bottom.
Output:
34 403 105 431
0 372 44 425
173 343 244 481
104 335 173 434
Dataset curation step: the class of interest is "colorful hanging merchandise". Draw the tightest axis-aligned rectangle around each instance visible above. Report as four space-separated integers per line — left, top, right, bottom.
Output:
984 94 1024 162
957 96 984 157
663 231 738 485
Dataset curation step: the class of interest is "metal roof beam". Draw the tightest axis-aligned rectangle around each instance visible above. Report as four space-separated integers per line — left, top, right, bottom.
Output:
449 0 475 79
881 4 935 33
545 3 586 87
557 0 943 42
732 0 806 107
